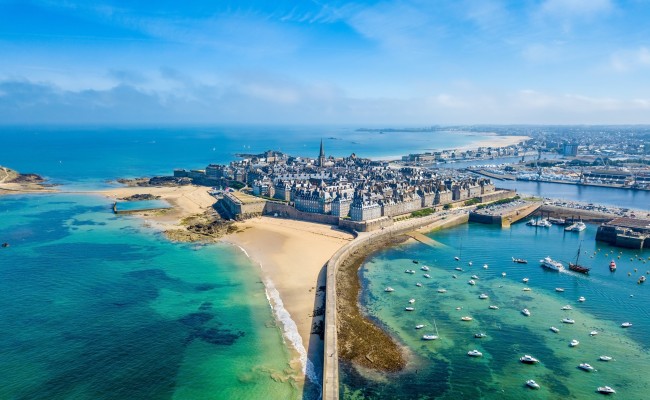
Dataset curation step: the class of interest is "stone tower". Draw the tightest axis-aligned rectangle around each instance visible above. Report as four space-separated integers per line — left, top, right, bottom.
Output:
318 139 326 167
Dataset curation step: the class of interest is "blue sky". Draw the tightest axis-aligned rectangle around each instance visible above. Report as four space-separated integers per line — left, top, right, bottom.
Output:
1 0 650 124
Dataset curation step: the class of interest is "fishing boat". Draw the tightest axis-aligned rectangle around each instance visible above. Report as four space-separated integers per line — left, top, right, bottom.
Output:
570 339 580 347
597 386 616 394
609 260 617 272
621 322 632 328
579 363 595 371
599 355 613 361
562 318 575 324
384 287 395 292
489 305 499 310
522 308 531 316
526 380 541 389
467 349 483 357
422 334 438 340
512 257 528 264
479 293 489 299
520 355 539 364
540 256 564 272
550 326 560 333
569 241 591 274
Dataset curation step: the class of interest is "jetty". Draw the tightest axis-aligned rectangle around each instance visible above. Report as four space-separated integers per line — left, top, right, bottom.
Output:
404 231 446 248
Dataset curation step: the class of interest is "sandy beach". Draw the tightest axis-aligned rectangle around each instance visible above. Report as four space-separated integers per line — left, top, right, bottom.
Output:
224 217 353 381
454 134 530 152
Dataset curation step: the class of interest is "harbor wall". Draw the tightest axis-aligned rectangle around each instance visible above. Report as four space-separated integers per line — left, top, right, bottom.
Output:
262 201 340 225
323 212 468 400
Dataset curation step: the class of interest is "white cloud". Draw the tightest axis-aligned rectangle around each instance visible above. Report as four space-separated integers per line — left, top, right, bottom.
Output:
540 0 613 18
610 47 650 72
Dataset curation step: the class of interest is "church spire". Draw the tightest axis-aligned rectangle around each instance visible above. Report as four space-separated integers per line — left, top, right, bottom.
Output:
318 139 325 167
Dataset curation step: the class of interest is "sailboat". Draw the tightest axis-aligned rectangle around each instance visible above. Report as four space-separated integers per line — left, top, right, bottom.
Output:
568 241 591 274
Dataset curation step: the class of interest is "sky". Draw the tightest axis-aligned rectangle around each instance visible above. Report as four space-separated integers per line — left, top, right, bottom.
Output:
1 0 650 125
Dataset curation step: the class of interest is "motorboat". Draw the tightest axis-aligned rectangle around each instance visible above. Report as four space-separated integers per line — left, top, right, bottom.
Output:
522 287 531 291
597 386 616 394
412 260 419 264
483 264 488 269
621 322 632 328
416 282 423 287
570 339 580 347
489 305 499 310
527 218 551 227
471 275 479 280
415 324 425 329
422 334 438 340
384 287 395 292
526 380 540 389
474 332 487 338
467 349 483 357
455 267 463 271
461 316 473 321
540 256 564 272
565 221 587 232
468 261 473 266
456 307 462 310
468 280 476 285
520 355 540 364
454 256 460 261
522 308 531 316
512 257 528 264
423 274 431 279
609 260 617 271
479 293 489 299
421 265 430 271
599 355 613 361
405 307 415 311
555 288 565 292
561 305 572 310
501 272 507 277
590 331 599 336
578 296 586 302
452 274 457 279
639 275 646 284
405 269 416 274
522 277 529 283
579 363 595 372
550 326 560 333
437 288 447 293
408 298 416 304
562 318 575 324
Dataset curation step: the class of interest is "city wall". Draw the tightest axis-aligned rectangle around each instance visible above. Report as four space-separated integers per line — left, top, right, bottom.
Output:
263 201 340 225
323 212 469 400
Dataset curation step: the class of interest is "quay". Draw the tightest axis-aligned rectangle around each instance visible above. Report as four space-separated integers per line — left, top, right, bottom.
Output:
596 217 650 249
469 201 541 227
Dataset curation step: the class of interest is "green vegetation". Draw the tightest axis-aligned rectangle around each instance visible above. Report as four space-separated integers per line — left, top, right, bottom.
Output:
463 198 481 206
410 208 434 218
443 203 453 210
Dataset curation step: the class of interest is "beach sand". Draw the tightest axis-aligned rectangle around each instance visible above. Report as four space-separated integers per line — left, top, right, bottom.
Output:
224 217 353 383
454 134 530 151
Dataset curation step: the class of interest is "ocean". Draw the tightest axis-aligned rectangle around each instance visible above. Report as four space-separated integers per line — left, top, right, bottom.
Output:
342 222 650 399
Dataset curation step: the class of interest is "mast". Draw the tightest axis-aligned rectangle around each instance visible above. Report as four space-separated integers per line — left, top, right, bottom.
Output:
575 241 582 265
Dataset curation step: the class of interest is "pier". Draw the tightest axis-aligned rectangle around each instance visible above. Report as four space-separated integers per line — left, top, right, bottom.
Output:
469 201 541 227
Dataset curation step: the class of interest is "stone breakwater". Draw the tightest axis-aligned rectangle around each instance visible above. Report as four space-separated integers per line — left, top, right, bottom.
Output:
323 212 469 400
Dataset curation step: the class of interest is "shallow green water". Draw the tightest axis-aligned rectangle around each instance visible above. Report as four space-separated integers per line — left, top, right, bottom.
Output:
342 222 650 399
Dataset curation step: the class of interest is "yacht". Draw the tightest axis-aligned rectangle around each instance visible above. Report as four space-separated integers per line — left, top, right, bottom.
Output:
384 287 395 292
489 305 499 310
522 308 531 316
479 293 489 299
415 324 424 329
522 277 529 283
461 316 473 321
540 256 565 271
599 355 613 362
562 305 572 310
468 280 476 285
597 386 616 394
422 334 439 340
565 221 587 232
578 296 586 302
579 363 595 371
562 318 576 324
621 322 632 328
526 380 541 389
421 265 430 271
474 332 487 338
570 339 580 347
467 349 483 357
437 288 447 293
405 307 415 311
520 355 540 364
555 287 565 292
512 257 528 264
550 326 560 333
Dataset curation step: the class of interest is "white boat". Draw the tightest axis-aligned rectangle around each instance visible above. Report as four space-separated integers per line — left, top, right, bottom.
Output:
454 256 460 261
415 324 425 329
527 218 551 227
467 349 483 357
456 307 462 310
578 296 586 302
565 221 587 232
540 256 564 271
483 264 488 269
597 386 616 394
452 274 457 279
421 266 430 271
562 318 575 324
489 305 499 310
405 307 415 311
384 287 395 292
561 305 572 310
520 355 540 364
474 332 487 338
479 293 489 299
590 331 599 336
416 282 422 287
405 269 416 274
522 277 529 283
461 316 473 321
468 261 473 266
570 339 580 347
522 308 531 316
437 288 447 293
468 279 476 285
423 274 431 279
599 355 613 361
501 272 506 277
556 287 565 292
550 326 560 333
522 287 531 291
471 275 479 280
422 334 439 340
621 322 632 328
579 363 595 371
526 380 540 389
455 267 463 271
408 298 416 304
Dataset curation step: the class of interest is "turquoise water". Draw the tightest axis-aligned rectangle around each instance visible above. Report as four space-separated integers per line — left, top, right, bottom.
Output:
342 222 650 399
0 194 301 399
114 199 171 212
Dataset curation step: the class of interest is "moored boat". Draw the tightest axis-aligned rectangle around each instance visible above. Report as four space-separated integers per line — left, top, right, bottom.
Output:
488 305 499 310
562 318 575 324
405 307 415 311
421 265 430 271
621 322 632 328
570 339 580 347
556 287 565 292
461 316 473 321
597 386 616 394
422 334 438 340
526 380 540 389
405 269 415 274
416 282 422 287
578 296 586 302
639 275 646 284
471 274 479 280
408 298 415 304
599 355 613 361
565 221 587 232
520 355 539 364
561 305 572 310
522 308 531 316
522 287 531 291
483 264 488 269
423 274 431 279
474 332 487 338
609 260 617 271
512 257 528 264
384 287 395 292
467 349 483 357
415 324 424 329
479 293 488 299
468 279 476 285
437 288 447 293
550 326 560 333
579 363 595 371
